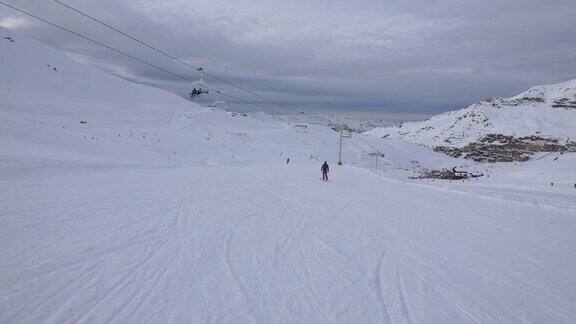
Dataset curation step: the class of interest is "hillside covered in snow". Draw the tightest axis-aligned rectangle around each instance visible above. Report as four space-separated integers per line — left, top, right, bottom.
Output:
1 27 576 324
0 26 341 173
366 80 576 162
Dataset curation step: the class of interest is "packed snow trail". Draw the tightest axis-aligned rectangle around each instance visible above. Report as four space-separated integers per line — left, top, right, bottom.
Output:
1 163 575 323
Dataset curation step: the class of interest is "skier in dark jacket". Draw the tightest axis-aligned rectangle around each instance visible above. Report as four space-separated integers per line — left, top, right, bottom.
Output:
321 161 329 181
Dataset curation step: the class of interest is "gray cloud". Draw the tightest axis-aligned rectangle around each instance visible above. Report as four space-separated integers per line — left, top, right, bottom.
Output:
1 0 575 116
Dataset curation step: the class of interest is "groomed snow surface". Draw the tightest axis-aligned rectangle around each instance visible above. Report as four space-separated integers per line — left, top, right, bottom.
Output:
1 27 576 323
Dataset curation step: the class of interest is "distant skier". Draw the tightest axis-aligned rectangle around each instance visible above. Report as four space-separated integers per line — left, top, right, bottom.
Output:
321 161 329 181
286 158 290 164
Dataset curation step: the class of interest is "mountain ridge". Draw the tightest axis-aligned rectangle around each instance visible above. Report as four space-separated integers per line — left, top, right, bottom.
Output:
366 79 576 149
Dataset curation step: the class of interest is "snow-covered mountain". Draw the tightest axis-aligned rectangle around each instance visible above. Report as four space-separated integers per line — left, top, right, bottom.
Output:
0 27 317 170
0 28 189 106
0 26 205 171
0 26 412 172
366 79 576 147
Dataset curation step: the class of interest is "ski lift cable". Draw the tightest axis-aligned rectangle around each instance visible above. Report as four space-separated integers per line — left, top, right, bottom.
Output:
50 0 303 115
0 1 292 117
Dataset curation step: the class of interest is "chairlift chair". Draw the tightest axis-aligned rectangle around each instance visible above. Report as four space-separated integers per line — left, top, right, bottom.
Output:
212 100 228 110
294 124 308 133
210 90 228 110
188 68 210 99
294 111 308 132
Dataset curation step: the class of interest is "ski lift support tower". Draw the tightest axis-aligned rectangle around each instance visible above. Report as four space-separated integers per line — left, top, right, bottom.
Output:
338 124 352 165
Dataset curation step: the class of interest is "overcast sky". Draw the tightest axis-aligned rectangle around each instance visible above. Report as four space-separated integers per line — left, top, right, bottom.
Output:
1 0 575 117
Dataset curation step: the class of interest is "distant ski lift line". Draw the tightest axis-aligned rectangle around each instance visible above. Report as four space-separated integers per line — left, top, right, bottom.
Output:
49 0 303 115
0 1 292 117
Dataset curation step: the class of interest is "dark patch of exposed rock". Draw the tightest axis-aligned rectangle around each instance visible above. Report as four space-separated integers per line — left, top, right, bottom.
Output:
552 98 576 109
434 134 576 163
471 97 545 109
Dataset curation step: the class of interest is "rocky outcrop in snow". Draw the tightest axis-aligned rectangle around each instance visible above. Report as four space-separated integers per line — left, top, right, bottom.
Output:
435 134 576 162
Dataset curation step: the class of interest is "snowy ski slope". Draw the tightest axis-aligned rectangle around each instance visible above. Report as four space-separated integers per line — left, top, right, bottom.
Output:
1 27 576 323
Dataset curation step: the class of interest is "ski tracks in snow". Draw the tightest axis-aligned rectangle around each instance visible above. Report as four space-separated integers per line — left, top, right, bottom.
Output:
2 164 576 323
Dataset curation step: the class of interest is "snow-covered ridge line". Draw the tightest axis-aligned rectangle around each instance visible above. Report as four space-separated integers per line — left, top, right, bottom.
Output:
0 26 190 106
365 79 576 149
